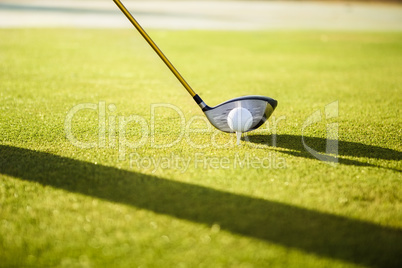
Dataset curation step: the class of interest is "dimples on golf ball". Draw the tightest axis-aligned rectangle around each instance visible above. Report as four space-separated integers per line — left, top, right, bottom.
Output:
227 107 253 132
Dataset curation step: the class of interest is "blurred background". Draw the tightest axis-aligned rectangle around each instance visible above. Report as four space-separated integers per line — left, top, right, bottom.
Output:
0 0 401 30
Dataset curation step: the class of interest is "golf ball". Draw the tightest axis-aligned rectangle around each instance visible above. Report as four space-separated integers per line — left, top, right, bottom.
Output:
227 107 253 132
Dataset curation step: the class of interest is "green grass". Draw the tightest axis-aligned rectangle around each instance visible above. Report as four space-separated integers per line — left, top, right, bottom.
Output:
0 29 401 267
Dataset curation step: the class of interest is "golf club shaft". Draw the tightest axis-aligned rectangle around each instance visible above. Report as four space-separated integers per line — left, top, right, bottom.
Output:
113 0 197 97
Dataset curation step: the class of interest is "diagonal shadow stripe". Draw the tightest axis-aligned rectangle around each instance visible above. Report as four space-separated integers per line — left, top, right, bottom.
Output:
247 134 402 161
0 145 401 267
247 134 402 171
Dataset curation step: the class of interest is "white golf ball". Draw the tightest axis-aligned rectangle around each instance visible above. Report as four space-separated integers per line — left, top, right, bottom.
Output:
227 107 253 132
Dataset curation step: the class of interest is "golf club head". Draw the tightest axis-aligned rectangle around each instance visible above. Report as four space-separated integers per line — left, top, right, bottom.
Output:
203 96 277 133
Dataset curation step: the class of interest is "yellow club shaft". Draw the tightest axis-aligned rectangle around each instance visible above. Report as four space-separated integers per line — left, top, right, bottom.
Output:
113 0 197 97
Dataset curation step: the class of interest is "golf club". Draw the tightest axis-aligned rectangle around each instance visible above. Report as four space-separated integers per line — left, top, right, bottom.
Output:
113 0 277 133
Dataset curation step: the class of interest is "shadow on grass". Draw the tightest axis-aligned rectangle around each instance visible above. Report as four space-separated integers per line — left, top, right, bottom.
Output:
1 145 401 267
247 134 402 171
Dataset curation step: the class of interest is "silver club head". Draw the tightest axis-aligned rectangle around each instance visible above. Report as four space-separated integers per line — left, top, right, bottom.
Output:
201 96 277 133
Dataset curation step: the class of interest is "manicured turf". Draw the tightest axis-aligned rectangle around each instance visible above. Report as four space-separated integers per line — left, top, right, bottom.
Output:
0 29 401 267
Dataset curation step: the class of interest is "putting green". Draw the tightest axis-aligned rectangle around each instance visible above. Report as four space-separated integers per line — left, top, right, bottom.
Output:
0 29 401 267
